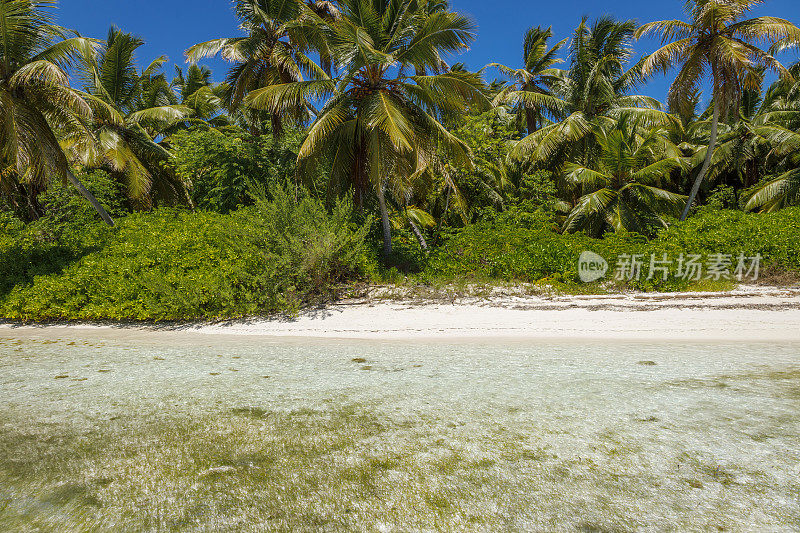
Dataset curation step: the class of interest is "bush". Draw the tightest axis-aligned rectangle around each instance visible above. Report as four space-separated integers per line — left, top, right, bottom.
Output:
169 128 303 213
424 207 800 290
39 168 131 223
3 188 798 322
0 187 372 321
0 170 119 299
704 185 739 211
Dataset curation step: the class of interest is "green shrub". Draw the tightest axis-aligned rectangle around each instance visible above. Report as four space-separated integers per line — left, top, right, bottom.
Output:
38 169 131 223
704 185 738 211
424 207 800 290
0 187 371 321
2 191 798 322
0 172 118 300
169 128 303 213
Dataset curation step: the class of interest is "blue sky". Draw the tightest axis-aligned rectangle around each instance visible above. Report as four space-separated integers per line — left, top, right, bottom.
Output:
56 0 799 104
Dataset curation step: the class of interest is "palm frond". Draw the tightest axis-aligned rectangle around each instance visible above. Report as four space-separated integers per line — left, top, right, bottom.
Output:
564 188 618 234
363 91 415 151
563 163 611 189
9 58 67 87
126 105 191 126
409 70 489 110
745 169 800 212
185 38 247 63
245 79 335 114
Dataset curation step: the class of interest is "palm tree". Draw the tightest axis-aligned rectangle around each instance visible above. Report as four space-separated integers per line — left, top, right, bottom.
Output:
185 0 331 138
68 26 192 205
636 0 800 220
511 17 675 169
745 69 800 211
693 80 797 195
487 26 567 135
246 0 486 258
171 65 225 122
1 0 113 225
172 65 212 103
562 119 687 236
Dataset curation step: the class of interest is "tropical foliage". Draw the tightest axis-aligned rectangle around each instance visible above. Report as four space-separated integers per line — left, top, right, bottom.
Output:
68 26 195 206
636 0 800 219
2 0 800 319
243 0 487 257
0 0 113 224
185 0 333 137
488 26 566 135
507 17 675 170
561 119 687 236
0 184 370 320
426 205 800 290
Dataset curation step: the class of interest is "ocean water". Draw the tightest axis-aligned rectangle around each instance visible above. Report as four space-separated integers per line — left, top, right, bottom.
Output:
1 328 799 531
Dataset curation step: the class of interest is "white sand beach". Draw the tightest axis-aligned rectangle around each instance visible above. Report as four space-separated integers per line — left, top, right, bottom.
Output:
189 285 800 341
6 285 799 341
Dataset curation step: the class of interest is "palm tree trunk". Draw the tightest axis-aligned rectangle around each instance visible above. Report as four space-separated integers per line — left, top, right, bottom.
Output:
305 102 320 117
408 219 429 252
271 114 284 139
404 201 429 252
25 194 42 221
376 182 392 259
180 181 195 210
681 99 720 221
21 183 43 221
352 135 366 209
525 108 537 136
433 187 450 248
746 159 757 188
67 170 115 226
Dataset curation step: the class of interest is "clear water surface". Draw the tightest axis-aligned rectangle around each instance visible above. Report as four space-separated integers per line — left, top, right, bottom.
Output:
1 329 798 531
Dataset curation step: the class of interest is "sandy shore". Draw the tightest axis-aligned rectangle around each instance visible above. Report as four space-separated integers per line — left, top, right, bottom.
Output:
4 285 799 342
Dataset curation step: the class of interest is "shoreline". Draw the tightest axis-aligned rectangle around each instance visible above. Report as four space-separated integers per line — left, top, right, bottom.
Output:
2 285 800 342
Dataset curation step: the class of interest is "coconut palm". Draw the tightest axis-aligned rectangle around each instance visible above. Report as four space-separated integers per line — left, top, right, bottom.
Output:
68 26 192 205
185 0 331 138
0 159 47 219
745 158 800 212
487 26 567 134
562 119 687 236
246 0 487 258
172 65 212 103
171 65 225 122
744 70 800 211
695 82 788 194
636 0 800 220
511 17 675 168
0 0 113 224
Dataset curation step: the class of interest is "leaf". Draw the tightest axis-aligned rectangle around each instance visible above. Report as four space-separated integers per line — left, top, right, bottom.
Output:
245 79 335 114
126 105 191 126
363 91 414 151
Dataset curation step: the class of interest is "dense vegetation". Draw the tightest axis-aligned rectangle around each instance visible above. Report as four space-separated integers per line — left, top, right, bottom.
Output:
1 0 799 320
426 206 800 290
0 177 370 320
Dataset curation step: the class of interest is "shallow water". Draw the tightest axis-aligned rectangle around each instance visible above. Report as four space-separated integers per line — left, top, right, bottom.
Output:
1 329 799 531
